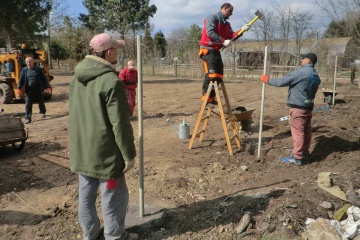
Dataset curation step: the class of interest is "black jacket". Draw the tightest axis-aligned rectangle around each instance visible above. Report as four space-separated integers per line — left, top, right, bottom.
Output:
18 66 50 93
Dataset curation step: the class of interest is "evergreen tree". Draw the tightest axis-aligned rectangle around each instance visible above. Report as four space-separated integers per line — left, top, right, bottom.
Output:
143 28 154 62
186 24 202 50
78 0 106 32
324 20 347 37
154 31 167 57
184 24 202 62
80 0 157 37
54 16 87 66
80 0 156 67
50 40 69 60
0 0 51 48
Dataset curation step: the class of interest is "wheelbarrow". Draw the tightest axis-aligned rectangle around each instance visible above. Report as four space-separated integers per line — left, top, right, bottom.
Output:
225 106 255 131
0 116 28 151
322 88 338 105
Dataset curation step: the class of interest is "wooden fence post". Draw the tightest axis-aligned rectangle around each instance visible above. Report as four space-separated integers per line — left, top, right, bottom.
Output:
174 61 177 77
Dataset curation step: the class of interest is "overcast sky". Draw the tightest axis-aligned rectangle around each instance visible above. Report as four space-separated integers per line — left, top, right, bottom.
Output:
66 0 332 38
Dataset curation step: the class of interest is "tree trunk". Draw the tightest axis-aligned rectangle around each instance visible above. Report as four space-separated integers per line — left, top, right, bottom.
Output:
132 28 136 59
118 33 126 70
5 28 14 49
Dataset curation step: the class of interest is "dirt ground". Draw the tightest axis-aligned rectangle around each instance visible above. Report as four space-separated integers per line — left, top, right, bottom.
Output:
1 70 360 240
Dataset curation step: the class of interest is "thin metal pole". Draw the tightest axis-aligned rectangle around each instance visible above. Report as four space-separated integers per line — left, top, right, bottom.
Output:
47 11 51 68
257 46 268 158
137 35 144 218
332 56 337 106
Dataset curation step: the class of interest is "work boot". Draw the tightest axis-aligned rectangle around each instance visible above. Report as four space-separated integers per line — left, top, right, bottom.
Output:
200 94 209 102
200 95 218 105
281 154 302 166
25 119 31 124
210 99 218 105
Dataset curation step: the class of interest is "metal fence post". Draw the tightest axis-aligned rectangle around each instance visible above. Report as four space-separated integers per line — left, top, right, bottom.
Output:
137 35 144 218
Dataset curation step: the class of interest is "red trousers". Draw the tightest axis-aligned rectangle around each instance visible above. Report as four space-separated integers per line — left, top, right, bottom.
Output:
289 108 312 159
126 89 136 117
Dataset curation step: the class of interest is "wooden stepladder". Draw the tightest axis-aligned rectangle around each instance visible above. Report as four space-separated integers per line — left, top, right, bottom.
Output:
188 81 241 155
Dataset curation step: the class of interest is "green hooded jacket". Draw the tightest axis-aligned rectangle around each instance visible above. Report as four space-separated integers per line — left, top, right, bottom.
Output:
69 55 136 179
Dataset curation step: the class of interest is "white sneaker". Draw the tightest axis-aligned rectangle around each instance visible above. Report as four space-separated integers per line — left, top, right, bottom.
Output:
41 113 46 118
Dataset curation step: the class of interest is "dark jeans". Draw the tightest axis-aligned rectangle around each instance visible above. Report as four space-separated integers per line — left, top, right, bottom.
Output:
25 88 46 120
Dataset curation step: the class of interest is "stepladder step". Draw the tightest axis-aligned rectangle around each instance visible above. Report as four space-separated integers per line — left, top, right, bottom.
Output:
188 81 241 154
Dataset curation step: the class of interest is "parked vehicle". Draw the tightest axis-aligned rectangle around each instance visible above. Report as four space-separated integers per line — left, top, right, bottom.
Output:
0 45 54 104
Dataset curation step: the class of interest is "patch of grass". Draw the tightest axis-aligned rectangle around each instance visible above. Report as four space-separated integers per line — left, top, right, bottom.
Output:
339 72 351 77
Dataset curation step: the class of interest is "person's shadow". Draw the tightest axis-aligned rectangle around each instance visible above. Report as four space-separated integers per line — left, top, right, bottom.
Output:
126 188 286 239
311 135 360 163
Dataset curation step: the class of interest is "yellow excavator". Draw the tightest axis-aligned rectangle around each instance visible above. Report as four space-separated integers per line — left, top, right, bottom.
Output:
0 45 54 104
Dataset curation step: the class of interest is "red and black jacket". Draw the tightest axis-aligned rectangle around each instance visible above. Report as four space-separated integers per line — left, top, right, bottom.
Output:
200 11 241 50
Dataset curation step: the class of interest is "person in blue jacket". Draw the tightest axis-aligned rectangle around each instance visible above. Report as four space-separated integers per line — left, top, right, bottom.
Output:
261 53 321 166
18 56 51 124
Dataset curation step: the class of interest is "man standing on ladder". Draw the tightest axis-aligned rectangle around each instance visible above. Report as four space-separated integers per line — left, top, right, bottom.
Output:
199 3 250 105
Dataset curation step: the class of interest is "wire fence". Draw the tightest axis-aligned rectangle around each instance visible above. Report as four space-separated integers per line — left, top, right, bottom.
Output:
52 58 268 81
51 56 352 86
140 60 295 81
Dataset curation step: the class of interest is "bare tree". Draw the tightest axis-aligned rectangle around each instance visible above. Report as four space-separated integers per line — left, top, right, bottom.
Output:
315 0 360 44
252 7 294 66
252 4 317 66
252 9 277 44
273 4 293 65
167 27 189 62
290 11 315 56
315 0 360 21
49 0 73 30
274 4 292 42
48 0 73 68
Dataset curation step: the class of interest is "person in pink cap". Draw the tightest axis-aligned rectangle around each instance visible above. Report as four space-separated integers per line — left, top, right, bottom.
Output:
119 60 138 117
69 33 139 240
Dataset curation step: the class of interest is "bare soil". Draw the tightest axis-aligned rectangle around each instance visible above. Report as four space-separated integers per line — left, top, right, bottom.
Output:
1 70 360 240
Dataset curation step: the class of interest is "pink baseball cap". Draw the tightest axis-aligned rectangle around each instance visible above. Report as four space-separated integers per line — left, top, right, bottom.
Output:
89 33 125 52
